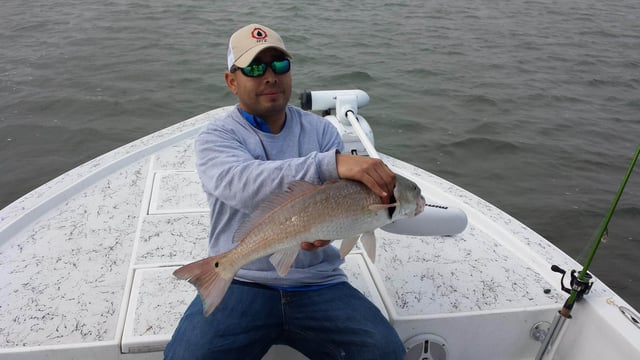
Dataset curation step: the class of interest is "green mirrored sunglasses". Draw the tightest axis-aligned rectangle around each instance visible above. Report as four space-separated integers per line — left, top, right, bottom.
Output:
232 58 291 77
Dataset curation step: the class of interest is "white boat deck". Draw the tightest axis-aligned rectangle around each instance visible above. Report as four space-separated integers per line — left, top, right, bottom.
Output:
2 107 639 360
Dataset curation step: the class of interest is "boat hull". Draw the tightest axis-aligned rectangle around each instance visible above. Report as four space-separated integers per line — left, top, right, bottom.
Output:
1 107 639 359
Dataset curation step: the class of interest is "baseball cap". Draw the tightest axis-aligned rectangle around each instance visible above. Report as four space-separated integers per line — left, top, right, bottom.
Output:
227 24 292 71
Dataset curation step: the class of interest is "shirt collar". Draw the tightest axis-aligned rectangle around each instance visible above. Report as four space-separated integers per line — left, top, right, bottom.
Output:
238 108 284 134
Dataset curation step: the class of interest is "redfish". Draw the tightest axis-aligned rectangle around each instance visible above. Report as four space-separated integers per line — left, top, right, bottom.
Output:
173 175 425 316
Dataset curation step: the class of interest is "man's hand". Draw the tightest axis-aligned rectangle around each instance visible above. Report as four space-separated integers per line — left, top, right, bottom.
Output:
336 154 396 203
301 240 331 251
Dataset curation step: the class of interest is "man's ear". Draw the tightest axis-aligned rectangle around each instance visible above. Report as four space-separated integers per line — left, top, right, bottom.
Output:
224 72 237 94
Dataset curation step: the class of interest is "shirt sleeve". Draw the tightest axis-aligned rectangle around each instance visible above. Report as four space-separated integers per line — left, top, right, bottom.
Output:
195 110 343 214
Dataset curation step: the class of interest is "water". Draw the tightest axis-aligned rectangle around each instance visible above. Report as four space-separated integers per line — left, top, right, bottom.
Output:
1 0 639 310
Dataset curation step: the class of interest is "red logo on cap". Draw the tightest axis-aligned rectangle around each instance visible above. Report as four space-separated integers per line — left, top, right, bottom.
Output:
251 27 268 40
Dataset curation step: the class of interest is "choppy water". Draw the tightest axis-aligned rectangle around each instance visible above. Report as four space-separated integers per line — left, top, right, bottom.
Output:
1 0 639 309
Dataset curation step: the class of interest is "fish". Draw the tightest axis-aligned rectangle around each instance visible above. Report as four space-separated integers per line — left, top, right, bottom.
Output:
173 174 426 316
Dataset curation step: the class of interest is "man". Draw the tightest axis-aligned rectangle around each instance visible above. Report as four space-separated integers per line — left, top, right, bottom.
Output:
164 23 406 360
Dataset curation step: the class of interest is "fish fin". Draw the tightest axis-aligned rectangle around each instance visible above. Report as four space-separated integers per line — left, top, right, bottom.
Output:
360 231 377 263
173 255 233 317
269 246 300 276
339 235 361 258
368 203 399 211
233 181 321 243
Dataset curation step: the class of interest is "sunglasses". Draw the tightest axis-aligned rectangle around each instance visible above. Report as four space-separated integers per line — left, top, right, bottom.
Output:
232 58 291 77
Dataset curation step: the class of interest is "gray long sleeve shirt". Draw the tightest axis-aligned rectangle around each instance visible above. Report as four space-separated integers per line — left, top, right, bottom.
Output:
195 105 348 287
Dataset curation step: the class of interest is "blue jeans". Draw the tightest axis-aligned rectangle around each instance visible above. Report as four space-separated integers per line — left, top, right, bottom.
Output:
164 281 405 359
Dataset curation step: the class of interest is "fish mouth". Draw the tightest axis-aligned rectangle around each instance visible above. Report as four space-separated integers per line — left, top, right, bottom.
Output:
387 194 397 218
415 195 426 216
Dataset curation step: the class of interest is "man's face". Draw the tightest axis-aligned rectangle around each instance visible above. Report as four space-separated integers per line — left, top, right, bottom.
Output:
225 48 292 121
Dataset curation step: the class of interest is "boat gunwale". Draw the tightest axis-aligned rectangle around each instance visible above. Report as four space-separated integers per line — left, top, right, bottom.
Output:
0 107 234 244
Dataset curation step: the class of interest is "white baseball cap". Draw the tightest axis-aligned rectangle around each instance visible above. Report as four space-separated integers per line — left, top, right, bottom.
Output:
227 24 292 71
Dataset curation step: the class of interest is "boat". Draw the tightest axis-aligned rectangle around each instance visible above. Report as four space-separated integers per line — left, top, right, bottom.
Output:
1 90 639 360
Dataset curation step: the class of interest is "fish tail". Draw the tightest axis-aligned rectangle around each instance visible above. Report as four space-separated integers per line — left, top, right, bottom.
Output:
173 255 233 316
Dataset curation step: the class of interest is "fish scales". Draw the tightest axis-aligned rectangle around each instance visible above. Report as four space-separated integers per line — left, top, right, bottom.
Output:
227 181 380 264
173 175 425 316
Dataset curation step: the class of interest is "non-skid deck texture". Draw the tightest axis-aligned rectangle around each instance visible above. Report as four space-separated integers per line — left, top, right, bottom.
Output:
1 108 585 355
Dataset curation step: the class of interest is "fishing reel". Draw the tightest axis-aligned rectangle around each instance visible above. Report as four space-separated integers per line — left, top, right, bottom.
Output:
551 265 594 301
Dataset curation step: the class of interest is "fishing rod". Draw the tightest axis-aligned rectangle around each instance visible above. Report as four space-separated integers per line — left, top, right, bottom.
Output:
536 144 640 359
